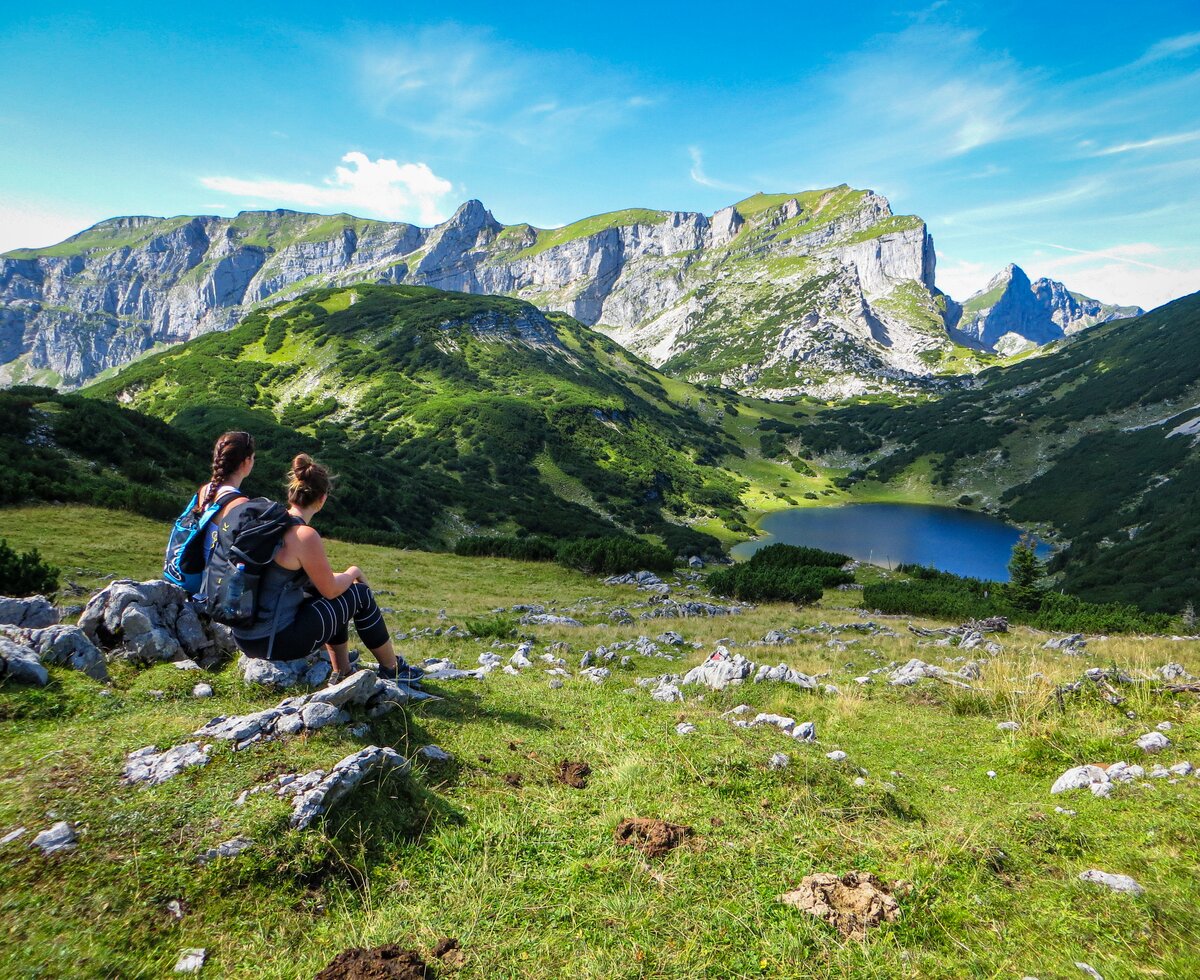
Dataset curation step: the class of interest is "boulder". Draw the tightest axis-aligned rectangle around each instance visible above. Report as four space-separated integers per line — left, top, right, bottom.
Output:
5 625 107 681
1135 732 1170 754
0 595 58 628
0 638 49 686
286 745 409 829
1044 634 1086 652
79 580 235 667
889 659 971 688
238 653 330 690
753 663 818 689
1050 765 1111 796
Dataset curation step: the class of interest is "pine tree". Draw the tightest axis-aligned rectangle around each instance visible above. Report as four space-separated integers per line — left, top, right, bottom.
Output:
1005 533 1045 612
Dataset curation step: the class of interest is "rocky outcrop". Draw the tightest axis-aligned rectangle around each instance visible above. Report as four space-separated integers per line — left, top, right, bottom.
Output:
951 264 1142 352
0 637 49 686
78 579 234 667
282 745 410 829
0 595 59 629
1 188 955 396
2 624 107 681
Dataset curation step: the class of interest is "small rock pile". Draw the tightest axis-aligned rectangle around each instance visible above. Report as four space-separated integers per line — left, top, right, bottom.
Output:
680 647 818 691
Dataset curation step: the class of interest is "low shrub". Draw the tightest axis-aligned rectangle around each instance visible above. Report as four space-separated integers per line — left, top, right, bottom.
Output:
706 541 853 604
454 535 556 562
464 614 519 640
555 536 674 575
749 542 851 570
0 539 59 596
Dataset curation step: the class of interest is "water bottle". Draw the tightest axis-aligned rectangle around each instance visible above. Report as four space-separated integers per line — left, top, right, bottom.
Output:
222 563 247 619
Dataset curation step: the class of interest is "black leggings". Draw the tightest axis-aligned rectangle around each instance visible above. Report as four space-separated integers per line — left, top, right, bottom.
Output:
238 584 390 661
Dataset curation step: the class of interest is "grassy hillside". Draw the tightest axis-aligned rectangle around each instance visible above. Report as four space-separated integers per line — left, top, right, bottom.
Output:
83 284 793 552
797 292 1200 612
2 504 1199 978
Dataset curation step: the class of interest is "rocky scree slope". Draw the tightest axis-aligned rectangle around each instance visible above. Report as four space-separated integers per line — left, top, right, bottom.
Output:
951 263 1142 354
1 188 956 396
83 283 755 551
811 292 1200 613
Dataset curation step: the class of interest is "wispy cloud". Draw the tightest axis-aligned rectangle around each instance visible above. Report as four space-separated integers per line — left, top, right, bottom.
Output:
687 147 747 192
357 26 649 149
200 151 454 224
941 180 1108 227
1090 129 1200 156
1131 31 1200 68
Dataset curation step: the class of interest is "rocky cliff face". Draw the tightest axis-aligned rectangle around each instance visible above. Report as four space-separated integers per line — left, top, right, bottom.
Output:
1 187 952 396
951 264 1142 354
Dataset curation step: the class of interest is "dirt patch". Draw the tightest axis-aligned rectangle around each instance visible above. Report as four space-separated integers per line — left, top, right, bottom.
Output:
431 937 464 968
313 944 429 980
501 772 523 788
778 872 900 940
614 818 693 858
556 760 591 789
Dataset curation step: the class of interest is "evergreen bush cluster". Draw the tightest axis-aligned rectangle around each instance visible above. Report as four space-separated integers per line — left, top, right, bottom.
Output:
0 539 59 596
556 536 674 575
453 536 557 562
707 542 852 604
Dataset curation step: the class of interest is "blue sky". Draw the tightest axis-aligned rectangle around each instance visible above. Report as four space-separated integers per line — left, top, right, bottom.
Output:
2 1 1198 307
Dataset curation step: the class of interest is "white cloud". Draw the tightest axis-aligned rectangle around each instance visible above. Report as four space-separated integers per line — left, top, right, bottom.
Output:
1091 129 1200 156
0 199 104 253
1134 31 1200 67
935 256 993 301
199 151 454 224
687 147 747 192
1028 256 1199 310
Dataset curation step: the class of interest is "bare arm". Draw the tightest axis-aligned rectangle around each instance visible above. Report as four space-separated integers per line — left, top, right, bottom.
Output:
290 526 361 599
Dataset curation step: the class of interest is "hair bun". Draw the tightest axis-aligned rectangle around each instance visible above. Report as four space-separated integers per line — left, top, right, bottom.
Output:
292 453 314 480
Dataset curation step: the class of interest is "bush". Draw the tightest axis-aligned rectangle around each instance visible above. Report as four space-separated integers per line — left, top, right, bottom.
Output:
454 535 556 562
708 565 831 604
0 539 59 596
464 615 519 639
748 542 851 569
556 536 674 575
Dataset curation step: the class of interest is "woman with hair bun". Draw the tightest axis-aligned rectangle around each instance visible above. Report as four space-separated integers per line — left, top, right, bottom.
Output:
231 453 422 683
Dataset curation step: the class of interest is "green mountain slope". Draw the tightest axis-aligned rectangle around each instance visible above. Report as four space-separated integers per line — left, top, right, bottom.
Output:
83 284 763 552
804 292 1200 612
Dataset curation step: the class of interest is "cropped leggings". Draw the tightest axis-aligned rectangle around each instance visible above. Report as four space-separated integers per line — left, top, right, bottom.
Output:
238 583 390 661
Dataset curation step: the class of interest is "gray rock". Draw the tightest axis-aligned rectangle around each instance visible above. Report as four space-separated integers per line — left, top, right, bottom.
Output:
79 580 233 666
675 722 698 735
289 745 409 829
997 721 1021 732
650 682 684 703
32 821 76 854
680 649 754 690
580 666 611 684
826 750 848 762
1075 964 1103 980
0 595 58 628
6 625 107 680
123 743 212 785
768 752 790 769
1157 663 1190 681
1079 869 1144 895
0 637 49 686
520 613 584 627
687 556 705 569
792 721 817 743
417 744 452 762
1156 721 1173 732
1136 731 1170 753
889 659 971 688
299 701 345 730
1050 765 1111 796
1 826 26 846
761 630 793 645
192 682 214 698
656 631 686 646
1044 634 1086 652
306 669 378 708
753 663 818 689
238 653 330 690
196 835 253 864
174 948 207 973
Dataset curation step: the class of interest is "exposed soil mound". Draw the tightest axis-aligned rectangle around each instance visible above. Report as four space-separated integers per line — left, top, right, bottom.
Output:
557 760 591 789
778 871 900 939
314 944 430 980
501 772 523 788
614 818 693 858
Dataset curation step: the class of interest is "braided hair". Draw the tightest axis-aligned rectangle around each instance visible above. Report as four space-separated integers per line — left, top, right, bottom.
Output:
194 431 256 516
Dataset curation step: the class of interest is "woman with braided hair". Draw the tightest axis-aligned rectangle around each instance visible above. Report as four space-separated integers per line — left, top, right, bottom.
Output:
196 431 256 564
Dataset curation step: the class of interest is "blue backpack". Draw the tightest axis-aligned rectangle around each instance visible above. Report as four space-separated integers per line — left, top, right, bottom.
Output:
163 488 246 595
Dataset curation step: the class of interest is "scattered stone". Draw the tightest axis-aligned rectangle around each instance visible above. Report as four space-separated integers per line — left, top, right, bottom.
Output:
1105 761 1145 782
778 872 900 939
987 770 997 779
1156 721 1173 732
417 745 452 763
1 826 26 846
1157 663 1190 681
195 836 254 864
854 776 867 787
1055 806 1076 816
2 624 107 681
579 666 611 684
173 949 206 973
792 721 816 743
31 821 76 855
1044 634 1086 652
1075 962 1104 979
1135 732 1170 753
640 599 742 619
826 750 847 762
613 817 693 858
0 595 58 628
314 944 430 980
650 681 683 702
1051 765 1111 797
556 760 591 789
192 682 214 698
300 701 347 730
1079 869 1144 896
889 659 971 688
0 637 49 686
761 630 793 645
520 613 584 627
79 579 233 666
289 746 410 830
123 742 212 786
768 752 790 770
754 662 817 689
675 722 697 735
997 721 1021 732
603 570 664 589
308 670 379 707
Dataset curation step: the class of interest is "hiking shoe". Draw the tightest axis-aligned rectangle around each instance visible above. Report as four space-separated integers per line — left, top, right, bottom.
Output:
327 665 358 686
378 660 425 683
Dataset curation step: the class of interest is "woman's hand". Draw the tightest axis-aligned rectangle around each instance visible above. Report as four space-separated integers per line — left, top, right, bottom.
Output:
348 566 371 588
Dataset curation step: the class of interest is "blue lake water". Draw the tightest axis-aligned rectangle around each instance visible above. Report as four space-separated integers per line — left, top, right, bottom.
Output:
730 503 1052 581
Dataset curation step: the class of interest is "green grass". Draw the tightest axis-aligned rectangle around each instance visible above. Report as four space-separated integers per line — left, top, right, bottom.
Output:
513 209 671 260
2 217 195 259
2 503 1199 977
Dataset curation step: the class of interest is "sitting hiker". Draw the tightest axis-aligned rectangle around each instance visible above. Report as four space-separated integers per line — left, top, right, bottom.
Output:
163 430 255 594
230 453 423 684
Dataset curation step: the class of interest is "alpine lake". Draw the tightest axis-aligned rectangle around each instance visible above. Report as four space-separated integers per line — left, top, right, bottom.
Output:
731 502 1053 581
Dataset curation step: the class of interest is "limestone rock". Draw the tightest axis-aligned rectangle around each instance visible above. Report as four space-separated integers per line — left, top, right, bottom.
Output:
174 948 207 973
288 745 409 829
1050 765 1111 796
6 624 107 681
1079 869 1144 896
0 595 58 628
0 637 49 686
1135 731 1170 753
32 821 76 855
238 652 330 690
123 742 212 786
196 836 254 864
